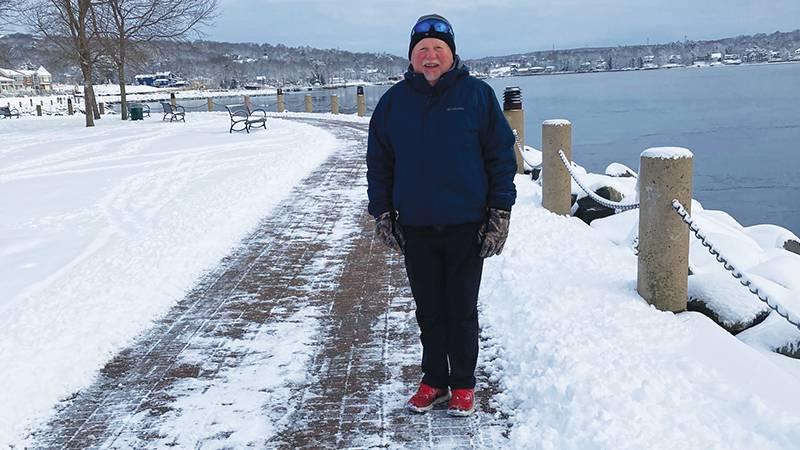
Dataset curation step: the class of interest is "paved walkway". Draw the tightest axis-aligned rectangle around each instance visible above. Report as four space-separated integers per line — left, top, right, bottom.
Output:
31 119 510 449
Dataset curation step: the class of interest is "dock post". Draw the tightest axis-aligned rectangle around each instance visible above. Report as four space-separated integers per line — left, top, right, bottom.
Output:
357 86 366 117
542 119 573 215
502 87 526 174
331 94 339 114
277 88 285 112
637 147 694 312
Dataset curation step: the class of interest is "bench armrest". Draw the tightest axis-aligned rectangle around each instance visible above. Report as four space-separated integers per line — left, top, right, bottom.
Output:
248 108 267 118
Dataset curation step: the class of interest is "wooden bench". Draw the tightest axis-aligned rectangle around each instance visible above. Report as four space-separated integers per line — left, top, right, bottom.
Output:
160 102 185 122
224 104 267 133
0 106 20 119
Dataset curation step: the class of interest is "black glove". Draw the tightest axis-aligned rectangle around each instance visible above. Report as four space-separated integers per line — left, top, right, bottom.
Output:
478 208 511 258
375 211 405 254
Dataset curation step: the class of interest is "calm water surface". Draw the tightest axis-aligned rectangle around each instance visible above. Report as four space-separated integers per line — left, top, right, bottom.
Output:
485 63 800 234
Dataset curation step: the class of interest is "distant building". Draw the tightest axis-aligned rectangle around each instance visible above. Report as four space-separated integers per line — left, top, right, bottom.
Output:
0 75 15 93
135 71 185 88
0 65 51 91
578 61 593 72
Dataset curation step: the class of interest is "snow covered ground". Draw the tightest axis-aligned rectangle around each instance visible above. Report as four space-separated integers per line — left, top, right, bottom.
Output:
1 112 799 448
480 178 800 449
0 112 342 444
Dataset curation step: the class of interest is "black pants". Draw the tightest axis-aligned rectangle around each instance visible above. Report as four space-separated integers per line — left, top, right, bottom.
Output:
403 223 484 390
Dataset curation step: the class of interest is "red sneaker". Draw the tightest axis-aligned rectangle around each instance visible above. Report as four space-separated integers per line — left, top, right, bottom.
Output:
407 383 450 413
447 388 475 416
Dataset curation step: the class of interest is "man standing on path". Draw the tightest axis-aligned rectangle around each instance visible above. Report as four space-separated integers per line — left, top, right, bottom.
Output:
366 14 517 417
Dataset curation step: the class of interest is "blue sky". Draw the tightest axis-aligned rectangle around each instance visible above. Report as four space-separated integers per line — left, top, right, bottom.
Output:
210 0 799 59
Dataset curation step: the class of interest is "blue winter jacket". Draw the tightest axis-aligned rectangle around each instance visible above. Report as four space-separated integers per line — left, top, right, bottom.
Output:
367 59 517 226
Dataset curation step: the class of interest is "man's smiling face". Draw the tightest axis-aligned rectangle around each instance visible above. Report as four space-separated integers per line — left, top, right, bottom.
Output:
410 37 454 87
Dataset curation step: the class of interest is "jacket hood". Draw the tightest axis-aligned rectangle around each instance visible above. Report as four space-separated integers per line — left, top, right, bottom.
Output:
404 56 469 94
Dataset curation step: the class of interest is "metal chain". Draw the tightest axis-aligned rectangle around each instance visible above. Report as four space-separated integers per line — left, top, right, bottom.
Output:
672 199 800 331
512 129 542 170
557 150 640 212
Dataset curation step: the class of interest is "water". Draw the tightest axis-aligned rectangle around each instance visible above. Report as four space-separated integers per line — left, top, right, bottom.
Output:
178 64 800 234
485 64 800 234
176 85 390 115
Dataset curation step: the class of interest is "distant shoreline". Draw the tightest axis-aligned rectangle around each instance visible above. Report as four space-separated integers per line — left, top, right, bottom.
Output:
483 59 800 79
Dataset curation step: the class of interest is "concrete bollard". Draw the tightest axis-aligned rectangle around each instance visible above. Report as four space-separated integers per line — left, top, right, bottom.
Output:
50 100 54 106
637 147 694 312
357 86 366 117
331 94 339 114
207 97 214 112
541 120 573 215
68 98 74 115
244 95 252 111
277 88 285 112
502 87 525 174
170 92 176 107
36 105 42 116
30 99 33 106
305 94 313 113
99 102 104 115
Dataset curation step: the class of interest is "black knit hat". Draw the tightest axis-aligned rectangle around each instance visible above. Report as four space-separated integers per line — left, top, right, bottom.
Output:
408 14 456 59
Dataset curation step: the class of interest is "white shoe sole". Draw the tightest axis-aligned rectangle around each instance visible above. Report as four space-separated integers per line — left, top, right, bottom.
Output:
407 394 450 413
447 406 475 417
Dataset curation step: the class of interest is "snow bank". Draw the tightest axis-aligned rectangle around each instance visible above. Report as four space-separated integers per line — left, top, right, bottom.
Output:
481 177 800 449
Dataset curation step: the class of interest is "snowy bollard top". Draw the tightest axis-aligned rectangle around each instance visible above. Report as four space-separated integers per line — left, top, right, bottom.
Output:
641 147 694 160
542 119 571 126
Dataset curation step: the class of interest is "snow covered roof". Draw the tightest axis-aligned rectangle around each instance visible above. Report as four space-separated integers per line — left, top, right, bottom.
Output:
36 66 51 76
0 76 14 83
0 68 22 77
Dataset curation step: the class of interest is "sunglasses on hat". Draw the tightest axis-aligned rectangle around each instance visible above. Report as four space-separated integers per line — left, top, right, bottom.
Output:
411 18 454 36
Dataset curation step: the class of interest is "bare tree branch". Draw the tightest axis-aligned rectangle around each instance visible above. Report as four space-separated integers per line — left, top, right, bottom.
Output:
95 0 217 119
18 0 103 127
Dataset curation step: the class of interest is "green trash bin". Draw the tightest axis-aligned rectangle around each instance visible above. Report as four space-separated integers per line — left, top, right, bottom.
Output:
130 104 143 121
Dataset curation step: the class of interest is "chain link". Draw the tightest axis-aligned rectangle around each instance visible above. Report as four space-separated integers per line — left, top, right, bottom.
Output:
512 129 542 170
557 150 640 212
672 199 800 331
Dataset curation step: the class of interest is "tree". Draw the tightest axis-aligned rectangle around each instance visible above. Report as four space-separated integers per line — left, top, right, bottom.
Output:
97 0 217 120
20 0 103 127
0 1 10 64
0 0 11 23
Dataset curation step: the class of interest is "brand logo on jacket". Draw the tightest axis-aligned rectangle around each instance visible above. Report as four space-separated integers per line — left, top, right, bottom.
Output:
447 107 465 111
